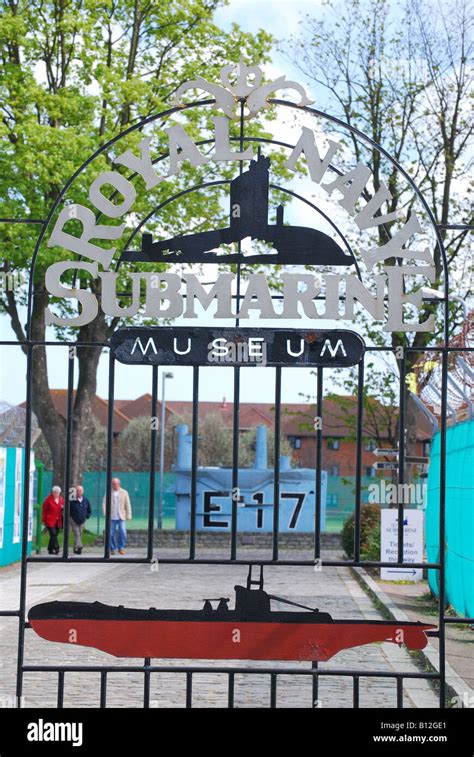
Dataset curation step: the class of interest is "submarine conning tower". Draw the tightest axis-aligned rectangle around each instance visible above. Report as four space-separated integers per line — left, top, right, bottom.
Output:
229 154 270 237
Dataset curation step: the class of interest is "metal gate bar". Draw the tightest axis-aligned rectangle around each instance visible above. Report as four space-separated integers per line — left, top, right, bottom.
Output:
314 367 323 560
62 352 74 559
354 359 365 562
273 367 282 560
147 366 158 559
189 366 199 559
397 353 406 564
231 366 240 560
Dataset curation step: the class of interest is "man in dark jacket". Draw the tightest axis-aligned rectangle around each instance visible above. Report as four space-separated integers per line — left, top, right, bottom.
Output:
70 485 92 555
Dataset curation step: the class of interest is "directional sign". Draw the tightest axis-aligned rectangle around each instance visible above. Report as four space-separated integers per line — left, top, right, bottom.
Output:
405 456 429 465
375 461 399 471
374 448 398 457
380 509 424 581
110 327 365 368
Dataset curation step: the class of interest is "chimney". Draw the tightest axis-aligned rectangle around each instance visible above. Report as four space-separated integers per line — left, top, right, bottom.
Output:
254 425 268 470
221 396 227 409
176 424 191 469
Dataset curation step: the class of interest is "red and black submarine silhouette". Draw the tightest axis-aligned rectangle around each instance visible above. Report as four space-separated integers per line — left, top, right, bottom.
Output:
28 568 435 661
121 154 354 266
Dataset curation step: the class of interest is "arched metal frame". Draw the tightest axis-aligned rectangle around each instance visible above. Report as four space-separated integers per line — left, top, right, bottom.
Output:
1 93 471 710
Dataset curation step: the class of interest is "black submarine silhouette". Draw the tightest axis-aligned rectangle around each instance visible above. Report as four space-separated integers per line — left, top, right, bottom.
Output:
121 154 354 266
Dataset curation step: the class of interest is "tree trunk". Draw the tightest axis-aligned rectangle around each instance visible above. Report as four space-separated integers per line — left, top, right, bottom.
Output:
71 344 103 485
29 283 67 488
11 276 116 493
70 302 118 485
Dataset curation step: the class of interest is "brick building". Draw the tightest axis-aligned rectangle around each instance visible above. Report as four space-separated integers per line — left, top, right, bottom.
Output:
36 390 432 474
29 391 433 528
115 393 432 474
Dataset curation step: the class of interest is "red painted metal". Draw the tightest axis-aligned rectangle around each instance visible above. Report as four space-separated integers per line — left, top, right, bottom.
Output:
29 616 435 662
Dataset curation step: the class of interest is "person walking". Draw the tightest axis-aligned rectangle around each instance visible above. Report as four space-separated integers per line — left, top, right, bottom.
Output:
102 478 132 555
70 485 92 555
42 486 64 555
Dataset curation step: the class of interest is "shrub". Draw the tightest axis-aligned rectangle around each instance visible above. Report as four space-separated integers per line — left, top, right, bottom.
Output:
342 504 381 558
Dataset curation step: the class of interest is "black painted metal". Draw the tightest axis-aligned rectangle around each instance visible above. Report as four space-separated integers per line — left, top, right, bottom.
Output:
3 92 466 710
147 366 158 560
353 360 364 562
272 367 282 561
398 353 406 564
111 327 365 368
315 367 323 560
189 367 199 560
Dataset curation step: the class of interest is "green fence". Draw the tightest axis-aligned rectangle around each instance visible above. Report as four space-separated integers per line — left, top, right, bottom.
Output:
38 471 427 537
42 471 177 534
325 474 426 532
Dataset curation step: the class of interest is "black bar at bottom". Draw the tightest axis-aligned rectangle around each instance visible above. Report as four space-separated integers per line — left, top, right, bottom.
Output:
100 672 107 708
186 672 193 708
228 672 235 708
270 673 277 708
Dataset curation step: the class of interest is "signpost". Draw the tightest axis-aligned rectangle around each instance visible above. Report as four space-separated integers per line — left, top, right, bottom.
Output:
380 509 424 581
375 461 399 471
374 448 398 457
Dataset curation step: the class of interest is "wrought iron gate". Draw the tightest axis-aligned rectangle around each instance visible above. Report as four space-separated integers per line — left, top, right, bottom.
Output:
1 71 472 708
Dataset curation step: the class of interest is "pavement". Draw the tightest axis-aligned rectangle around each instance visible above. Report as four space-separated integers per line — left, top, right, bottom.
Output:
0 547 439 708
354 570 474 707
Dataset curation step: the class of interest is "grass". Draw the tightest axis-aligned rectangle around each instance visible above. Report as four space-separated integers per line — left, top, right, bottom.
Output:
414 590 440 617
324 517 345 533
39 528 98 550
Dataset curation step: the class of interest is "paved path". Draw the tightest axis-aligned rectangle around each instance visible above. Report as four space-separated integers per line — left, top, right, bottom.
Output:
0 549 438 708
370 576 474 701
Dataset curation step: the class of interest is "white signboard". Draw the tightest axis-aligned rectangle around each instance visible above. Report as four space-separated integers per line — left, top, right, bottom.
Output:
13 447 22 543
380 509 424 581
28 451 35 542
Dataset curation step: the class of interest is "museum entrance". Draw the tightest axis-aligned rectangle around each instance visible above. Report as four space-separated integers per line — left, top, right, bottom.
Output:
1 62 472 708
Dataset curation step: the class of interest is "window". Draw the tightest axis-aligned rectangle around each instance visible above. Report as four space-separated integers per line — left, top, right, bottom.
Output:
364 439 377 451
365 466 376 477
327 493 339 507
329 464 339 476
327 438 340 450
423 441 431 456
293 437 302 450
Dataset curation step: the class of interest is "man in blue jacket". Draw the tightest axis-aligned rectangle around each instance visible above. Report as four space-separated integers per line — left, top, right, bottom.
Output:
70 485 92 555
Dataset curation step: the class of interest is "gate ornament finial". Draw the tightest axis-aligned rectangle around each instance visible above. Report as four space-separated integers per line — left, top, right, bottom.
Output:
171 59 314 120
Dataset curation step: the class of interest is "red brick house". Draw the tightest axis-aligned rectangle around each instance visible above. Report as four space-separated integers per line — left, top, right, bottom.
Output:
29 391 432 473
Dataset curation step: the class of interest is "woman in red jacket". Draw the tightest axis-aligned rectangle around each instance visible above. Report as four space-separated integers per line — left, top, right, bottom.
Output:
42 486 64 555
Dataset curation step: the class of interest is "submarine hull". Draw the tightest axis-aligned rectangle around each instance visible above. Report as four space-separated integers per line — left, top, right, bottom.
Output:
28 602 435 662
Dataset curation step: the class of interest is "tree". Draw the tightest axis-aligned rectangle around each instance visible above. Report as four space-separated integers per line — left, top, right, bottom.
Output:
197 415 293 468
75 412 294 471
284 0 473 474
0 0 273 485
